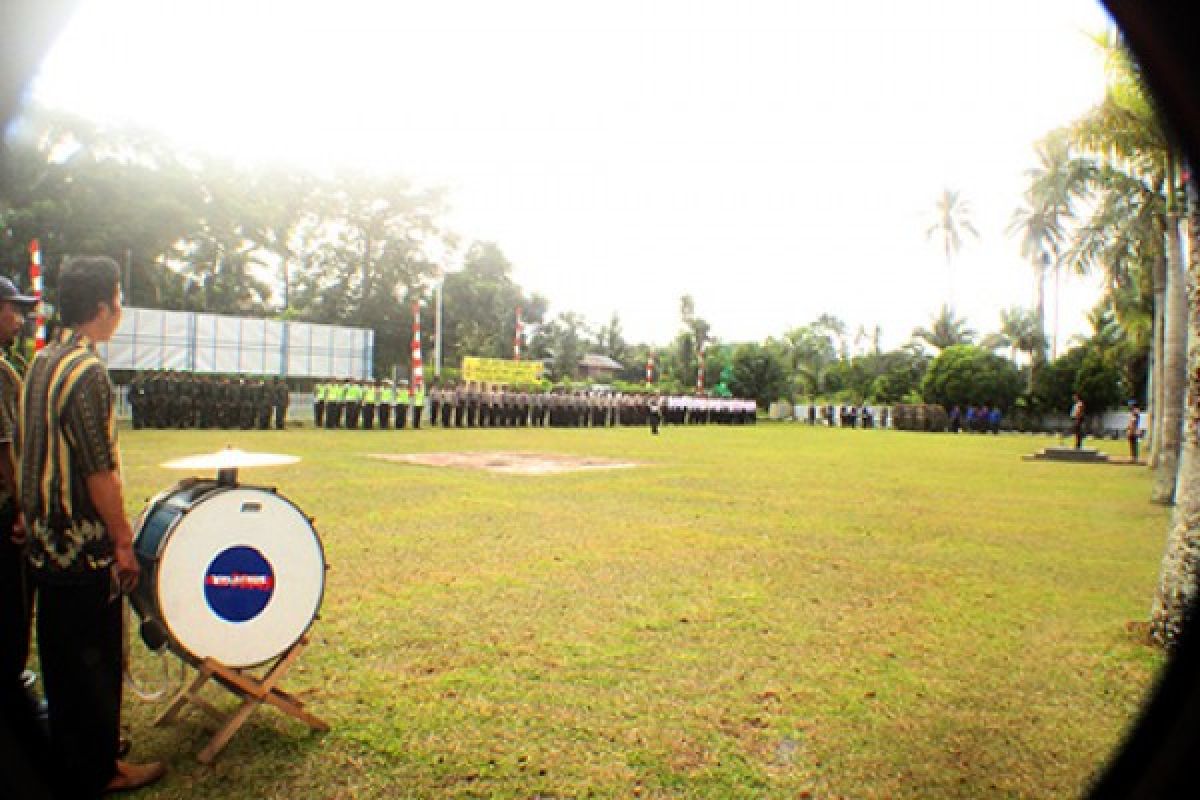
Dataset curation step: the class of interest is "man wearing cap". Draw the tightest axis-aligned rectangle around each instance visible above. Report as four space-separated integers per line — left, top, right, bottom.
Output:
19 257 166 795
0 277 51 794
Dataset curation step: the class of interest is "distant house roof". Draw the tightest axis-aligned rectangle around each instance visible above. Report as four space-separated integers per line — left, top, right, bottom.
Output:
578 353 624 371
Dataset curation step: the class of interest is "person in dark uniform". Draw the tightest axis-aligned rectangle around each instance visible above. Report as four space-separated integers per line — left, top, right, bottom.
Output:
454 382 466 428
255 379 271 430
128 372 144 430
0 279 52 799
378 381 393 430
411 382 425 429
272 377 288 429
313 380 326 428
1070 393 1086 449
362 380 378 430
1127 402 1141 462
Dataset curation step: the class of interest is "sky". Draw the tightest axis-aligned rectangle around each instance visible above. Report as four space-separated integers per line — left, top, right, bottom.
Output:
25 0 1116 352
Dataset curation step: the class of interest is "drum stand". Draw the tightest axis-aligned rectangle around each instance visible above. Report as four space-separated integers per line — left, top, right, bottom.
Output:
154 634 330 764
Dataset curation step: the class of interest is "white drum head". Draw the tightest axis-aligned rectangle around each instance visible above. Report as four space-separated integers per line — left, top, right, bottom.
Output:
156 487 324 667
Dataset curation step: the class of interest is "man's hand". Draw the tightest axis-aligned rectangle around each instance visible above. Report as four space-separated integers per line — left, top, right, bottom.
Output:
114 541 139 593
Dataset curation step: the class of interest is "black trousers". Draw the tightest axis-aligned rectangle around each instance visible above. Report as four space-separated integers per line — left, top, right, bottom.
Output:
36 572 122 799
275 405 286 430
412 406 422 429
314 400 325 428
363 404 375 430
346 403 361 429
379 405 391 429
429 400 440 426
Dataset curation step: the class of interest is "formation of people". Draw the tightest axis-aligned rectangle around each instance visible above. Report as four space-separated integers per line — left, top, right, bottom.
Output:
129 371 289 430
800 404 890 429
313 380 758 430
948 404 1003 434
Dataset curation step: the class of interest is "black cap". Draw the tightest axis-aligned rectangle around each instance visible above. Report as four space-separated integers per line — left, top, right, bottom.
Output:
0 277 37 307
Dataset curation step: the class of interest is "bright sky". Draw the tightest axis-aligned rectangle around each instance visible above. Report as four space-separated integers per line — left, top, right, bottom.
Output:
27 0 1114 351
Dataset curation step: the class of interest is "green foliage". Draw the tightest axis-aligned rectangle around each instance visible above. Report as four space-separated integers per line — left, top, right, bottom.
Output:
921 344 1022 410
729 342 789 408
1033 344 1123 414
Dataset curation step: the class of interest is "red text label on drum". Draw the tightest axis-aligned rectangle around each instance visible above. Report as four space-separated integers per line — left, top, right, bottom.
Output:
205 573 274 590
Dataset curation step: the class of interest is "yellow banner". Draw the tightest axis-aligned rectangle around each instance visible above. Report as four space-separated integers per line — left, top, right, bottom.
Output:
461 357 544 385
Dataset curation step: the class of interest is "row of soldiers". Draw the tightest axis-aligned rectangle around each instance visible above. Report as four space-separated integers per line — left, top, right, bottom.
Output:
424 384 757 429
314 380 761 431
128 371 289 430
313 380 426 429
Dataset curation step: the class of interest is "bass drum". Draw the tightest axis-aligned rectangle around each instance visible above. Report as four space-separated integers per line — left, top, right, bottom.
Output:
132 479 326 668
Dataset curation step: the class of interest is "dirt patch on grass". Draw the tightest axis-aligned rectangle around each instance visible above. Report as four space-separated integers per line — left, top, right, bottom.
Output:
370 451 641 475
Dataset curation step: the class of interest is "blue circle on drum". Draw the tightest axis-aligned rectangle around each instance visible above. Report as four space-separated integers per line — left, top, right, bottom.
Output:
204 546 275 623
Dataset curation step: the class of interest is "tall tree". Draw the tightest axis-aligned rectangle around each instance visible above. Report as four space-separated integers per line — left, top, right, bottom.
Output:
926 188 980 306
911 304 976 353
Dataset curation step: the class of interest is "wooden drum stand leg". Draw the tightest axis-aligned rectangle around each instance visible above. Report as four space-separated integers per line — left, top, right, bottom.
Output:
155 634 330 764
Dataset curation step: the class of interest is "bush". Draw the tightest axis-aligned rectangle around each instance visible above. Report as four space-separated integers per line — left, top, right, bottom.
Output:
921 345 1021 411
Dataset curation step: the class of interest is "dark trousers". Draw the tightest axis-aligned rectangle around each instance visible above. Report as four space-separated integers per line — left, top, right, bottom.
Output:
363 404 375 430
430 400 440 426
0 502 32 683
412 406 422 429
395 405 407 429
455 405 465 428
314 400 325 428
346 403 361 429
1073 421 1084 449
1130 435 1139 461
650 411 661 435
275 405 286 430
443 404 453 427
36 573 122 799
379 405 391 429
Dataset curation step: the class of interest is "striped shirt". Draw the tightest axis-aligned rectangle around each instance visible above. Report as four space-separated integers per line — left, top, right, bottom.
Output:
0 354 21 508
19 329 121 582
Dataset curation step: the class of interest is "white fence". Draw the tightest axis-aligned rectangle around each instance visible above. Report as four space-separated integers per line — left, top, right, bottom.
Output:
96 307 374 379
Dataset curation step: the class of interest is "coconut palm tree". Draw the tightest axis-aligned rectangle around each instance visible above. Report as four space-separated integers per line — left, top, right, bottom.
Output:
926 188 980 307
1150 179 1200 647
1067 30 1187 504
911 305 975 353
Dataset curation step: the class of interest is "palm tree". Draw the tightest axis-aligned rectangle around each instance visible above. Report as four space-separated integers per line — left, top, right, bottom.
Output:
1151 180 1200 646
926 189 980 306
1067 30 1187 505
911 305 975 353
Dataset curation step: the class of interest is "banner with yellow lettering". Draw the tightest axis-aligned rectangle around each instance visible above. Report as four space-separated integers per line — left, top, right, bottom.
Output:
461 357 544 384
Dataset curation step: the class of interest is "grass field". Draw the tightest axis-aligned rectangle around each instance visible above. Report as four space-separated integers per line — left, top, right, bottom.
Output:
111 422 1167 799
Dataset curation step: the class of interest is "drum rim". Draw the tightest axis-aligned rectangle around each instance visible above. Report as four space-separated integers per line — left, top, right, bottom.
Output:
138 479 326 667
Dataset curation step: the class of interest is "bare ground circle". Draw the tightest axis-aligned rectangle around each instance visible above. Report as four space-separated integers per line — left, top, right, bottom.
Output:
369 451 641 475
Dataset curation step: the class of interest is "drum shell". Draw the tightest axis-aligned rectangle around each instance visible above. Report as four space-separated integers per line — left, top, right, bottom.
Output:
132 479 325 667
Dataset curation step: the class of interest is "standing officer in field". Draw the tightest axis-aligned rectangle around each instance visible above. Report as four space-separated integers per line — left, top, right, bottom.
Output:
272 377 288 430
411 381 425 429
344 380 362 429
378 381 394 430
395 380 410 429
362 380 378 430
313 380 326 428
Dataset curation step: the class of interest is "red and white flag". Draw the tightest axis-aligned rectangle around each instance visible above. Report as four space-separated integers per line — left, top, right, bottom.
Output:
646 353 654 386
29 239 45 351
411 300 424 391
696 342 706 392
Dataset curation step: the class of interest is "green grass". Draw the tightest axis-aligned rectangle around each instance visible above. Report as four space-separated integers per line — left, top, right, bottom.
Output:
111 423 1165 799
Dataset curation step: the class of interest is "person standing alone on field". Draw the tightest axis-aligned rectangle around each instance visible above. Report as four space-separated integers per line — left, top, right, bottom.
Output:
1070 393 1086 449
1127 402 1142 463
